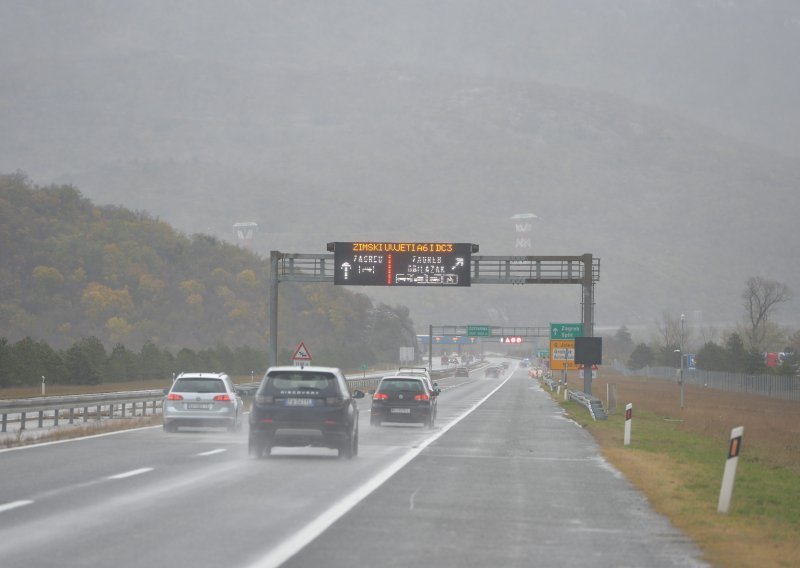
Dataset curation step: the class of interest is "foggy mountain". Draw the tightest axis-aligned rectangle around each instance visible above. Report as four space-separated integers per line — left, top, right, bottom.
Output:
1 1 798 338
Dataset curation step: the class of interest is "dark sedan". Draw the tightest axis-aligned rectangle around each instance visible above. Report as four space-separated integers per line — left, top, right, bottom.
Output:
484 365 502 378
370 376 437 428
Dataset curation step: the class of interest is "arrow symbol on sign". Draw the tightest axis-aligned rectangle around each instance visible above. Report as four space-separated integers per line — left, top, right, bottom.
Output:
341 262 351 279
452 258 464 270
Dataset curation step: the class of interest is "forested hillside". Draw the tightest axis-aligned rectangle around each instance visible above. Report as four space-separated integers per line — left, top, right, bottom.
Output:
0 174 416 367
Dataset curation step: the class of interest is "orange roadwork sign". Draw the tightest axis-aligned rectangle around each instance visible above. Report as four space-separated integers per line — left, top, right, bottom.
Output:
549 339 580 371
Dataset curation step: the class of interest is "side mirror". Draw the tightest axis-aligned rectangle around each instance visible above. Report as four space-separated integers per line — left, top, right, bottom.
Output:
352 389 365 399
433 382 438 387
434 388 441 396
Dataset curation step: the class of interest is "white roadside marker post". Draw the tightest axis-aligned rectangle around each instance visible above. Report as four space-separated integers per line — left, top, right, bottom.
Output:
624 403 632 446
718 426 744 514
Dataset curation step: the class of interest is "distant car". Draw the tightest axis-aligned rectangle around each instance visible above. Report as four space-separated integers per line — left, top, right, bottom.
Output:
501 361 510 369
370 376 437 428
397 367 439 395
163 372 244 433
454 366 469 377
484 365 502 378
248 366 365 459
520 359 530 368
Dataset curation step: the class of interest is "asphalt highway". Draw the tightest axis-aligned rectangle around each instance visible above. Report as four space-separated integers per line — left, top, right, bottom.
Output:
0 362 707 567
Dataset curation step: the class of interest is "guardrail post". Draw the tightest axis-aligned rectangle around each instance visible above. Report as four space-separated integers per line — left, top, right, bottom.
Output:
54 408 59 426
624 403 632 446
21 412 26 430
121 402 126 418
718 426 744 513
96 405 101 421
2 413 7 432
84 406 89 422
38 410 44 428
69 408 75 424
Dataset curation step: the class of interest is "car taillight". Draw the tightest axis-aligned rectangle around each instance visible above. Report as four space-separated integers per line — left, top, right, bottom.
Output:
213 394 232 402
255 395 274 405
414 394 430 401
326 397 344 407
373 393 389 400
166 393 183 401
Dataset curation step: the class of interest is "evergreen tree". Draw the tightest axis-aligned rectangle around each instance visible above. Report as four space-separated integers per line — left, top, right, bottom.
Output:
627 343 655 370
695 341 729 371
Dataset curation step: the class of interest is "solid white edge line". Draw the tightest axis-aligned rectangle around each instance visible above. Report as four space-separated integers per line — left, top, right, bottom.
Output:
0 425 163 453
246 373 514 568
197 449 227 456
107 467 154 480
0 500 34 513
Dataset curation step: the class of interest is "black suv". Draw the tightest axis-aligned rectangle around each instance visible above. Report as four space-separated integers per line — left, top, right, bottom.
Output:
248 366 365 459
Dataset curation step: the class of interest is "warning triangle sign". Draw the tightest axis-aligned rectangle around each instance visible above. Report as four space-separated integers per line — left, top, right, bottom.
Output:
292 342 312 361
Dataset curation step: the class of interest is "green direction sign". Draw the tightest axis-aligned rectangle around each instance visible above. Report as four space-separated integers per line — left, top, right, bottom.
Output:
536 349 549 358
467 325 490 337
550 323 584 340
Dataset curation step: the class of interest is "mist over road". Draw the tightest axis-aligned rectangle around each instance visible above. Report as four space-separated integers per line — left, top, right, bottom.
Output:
0 365 705 567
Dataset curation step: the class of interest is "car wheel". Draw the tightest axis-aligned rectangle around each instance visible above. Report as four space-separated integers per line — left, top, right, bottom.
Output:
249 436 270 459
425 414 435 429
339 431 356 460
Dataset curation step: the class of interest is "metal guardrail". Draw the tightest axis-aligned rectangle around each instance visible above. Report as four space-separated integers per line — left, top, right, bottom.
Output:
567 390 608 420
0 390 165 432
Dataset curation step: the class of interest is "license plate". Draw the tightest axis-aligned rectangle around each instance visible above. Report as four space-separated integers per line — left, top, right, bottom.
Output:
187 403 211 410
390 408 411 414
285 398 314 407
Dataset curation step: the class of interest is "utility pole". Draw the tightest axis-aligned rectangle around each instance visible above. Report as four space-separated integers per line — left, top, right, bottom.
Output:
679 313 685 410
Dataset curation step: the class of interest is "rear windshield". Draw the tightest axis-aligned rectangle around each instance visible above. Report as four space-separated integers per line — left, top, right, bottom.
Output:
262 371 339 397
172 378 226 393
377 379 425 394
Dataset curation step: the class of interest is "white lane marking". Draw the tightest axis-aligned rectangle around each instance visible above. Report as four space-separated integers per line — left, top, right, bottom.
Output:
409 488 421 511
0 500 33 513
107 467 153 480
197 449 227 457
246 374 514 568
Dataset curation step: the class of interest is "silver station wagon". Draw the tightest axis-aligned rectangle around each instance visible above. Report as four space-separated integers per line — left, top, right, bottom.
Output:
163 372 244 432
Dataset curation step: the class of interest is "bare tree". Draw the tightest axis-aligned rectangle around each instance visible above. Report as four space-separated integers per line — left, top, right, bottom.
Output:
655 311 684 349
742 277 792 351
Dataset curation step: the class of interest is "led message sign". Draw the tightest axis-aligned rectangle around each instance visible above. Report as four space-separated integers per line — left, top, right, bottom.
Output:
332 242 473 287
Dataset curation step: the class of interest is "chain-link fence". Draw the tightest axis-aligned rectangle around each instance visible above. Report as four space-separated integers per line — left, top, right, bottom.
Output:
613 360 800 401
